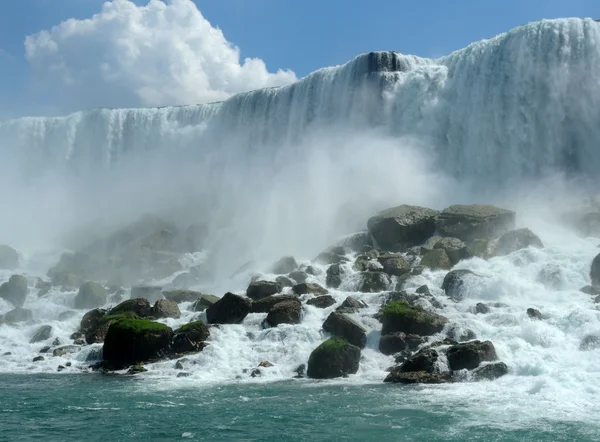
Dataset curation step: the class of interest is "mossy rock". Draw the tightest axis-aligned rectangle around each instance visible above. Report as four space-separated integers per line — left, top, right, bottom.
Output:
307 338 360 379
175 320 210 341
172 320 210 354
380 301 447 336
192 294 220 312
110 298 153 317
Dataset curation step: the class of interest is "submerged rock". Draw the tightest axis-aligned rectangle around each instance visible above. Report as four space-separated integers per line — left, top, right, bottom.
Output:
265 300 302 327
384 370 453 384
436 204 515 242
380 301 447 336
446 340 497 371
0 245 19 270
0 275 28 308
322 312 367 349
246 281 283 300
472 362 508 381
580 334 600 351
527 308 543 320
471 303 490 314
30 325 53 343
442 269 477 302
206 293 251 324
307 338 361 379
494 228 544 256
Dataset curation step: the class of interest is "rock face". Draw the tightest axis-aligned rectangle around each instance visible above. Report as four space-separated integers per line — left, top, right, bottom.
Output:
420 249 452 270
358 272 391 292
380 301 447 336
103 318 173 367
162 290 202 303
251 295 299 313
265 300 302 327
0 245 19 270
379 332 408 355
322 312 367 349
367 205 439 252
472 362 508 381
0 275 28 308
206 293 251 324
292 283 328 296
111 298 153 317
326 264 345 288
436 204 515 242
446 340 497 371
153 299 181 319
130 286 164 303
591 253 600 287
306 295 336 309
74 282 107 309
171 320 210 354
271 256 298 274
2 307 33 324
442 269 477 302
434 237 467 265
246 281 283 300
30 325 53 343
494 228 544 256
307 338 361 379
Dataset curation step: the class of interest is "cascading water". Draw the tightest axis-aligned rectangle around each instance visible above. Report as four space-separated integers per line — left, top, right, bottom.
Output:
1 17 600 434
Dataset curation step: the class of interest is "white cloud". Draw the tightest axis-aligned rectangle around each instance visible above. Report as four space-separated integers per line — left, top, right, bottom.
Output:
24 0 297 110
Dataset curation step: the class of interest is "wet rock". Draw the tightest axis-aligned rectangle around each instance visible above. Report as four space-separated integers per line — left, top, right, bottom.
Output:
258 361 274 368
384 370 453 384
442 269 477 302
420 236 443 253
162 290 202 303
527 308 543 320
472 362 508 381
266 300 302 327
471 303 490 314
307 338 361 379
591 254 600 287
192 294 220 312
314 251 349 265
581 285 600 296
271 256 298 274
58 311 76 322
175 359 187 370
377 253 411 277
580 334 600 350
337 231 373 253
465 239 492 260
53 345 79 357
39 346 51 354
152 299 181 319
305 266 319 276
367 205 439 252
2 352 12 356
306 295 336 309
74 282 107 309
415 285 431 296
353 254 380 272
246 280 283 300
250 368 262 378
171 320 210 354
446 340 497 370
288 271 309 284
379 332 407 355
57 365 66 372
30 325 53 343
177 372 191 378
0 245 19 270
294 363 306 378
358 271 391 292
111 298 153 317
338 296 367 313
2 307 33 324
434 237 467 265
322 312 367 349
380 301 447 336
292 283 328 296
494 228 544 256
206 292 252 324
52 338 62 346
80 308 107 337
325 264 345 289
436 204 515 242
275 276 295 288
251 295 299 314
0 275 28 308
130 286 164 303
127 364 148 374
33 356 45 362
420 249 452 270
399 348 439 373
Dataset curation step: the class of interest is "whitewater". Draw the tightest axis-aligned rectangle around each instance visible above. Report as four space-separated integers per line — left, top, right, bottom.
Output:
2 17 600 438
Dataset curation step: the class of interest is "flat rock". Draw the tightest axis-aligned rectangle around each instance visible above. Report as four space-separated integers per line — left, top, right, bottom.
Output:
436 204 515 242
306 295 336 309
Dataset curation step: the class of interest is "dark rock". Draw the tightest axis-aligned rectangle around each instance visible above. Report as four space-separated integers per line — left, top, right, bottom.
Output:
111 298 153 318
52 338 62 346
57 365 66 372
405 334 427 349
465 239 492 260
258 361 274 368
304 266 319 276
2 352 12 356
580 334 600 350
127 364 148 374
73 338 85 345
39 346 51 354
581 285 600 296
250 368 262 378
527 308 543 320
399 348 439 373
292 283 328 296
171 320 210 354
378 332 407 355
0 245 19 270
271 256 298 274
446 340 497 370
2 307 33 324
420 249 452 270
288 271 308 284
377 253 411 276
325 264 345 289
206 293 251 324
275 276 295 287
33 356 45 362
74 282 107 309
58 311 76 321
294 363 306 378
307 295 336 309
442 269 477 302
177 372 191 378
339 296 367 311
162 290 202 303
436 204 515 242
367 205 439 252
192 294 220 311
52 345 79 357
0 275 28 308
591 254 600 287
246 280 283 300
314 251 349 265
353 254 380 272
420 236 443 253
495 228 544 256
380 301 447 336
358 272 391 292
472 303 490 314
130 286 164 303
251 295 299 313
80 308 106 336
153 299 181 319
472 362 508 381
307 338 361 379
384 370 452 384
30 325 52 343
322 312 367 349
434 237 467 265
175 359 187 370
266 300 302 327
65 362 72 367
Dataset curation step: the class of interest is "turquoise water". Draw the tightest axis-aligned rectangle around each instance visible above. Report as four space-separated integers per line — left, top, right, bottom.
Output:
1 374 598 441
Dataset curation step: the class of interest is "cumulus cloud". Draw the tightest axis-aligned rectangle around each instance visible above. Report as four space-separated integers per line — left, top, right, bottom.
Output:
24 0 297 110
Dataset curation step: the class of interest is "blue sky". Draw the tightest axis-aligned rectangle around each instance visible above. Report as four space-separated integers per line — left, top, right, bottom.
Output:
1 0 598 118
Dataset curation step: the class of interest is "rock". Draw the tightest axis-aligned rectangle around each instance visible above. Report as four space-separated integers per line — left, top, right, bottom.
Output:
472 362 508 381
103 318 173 367
581 285 600 296
171 320 210 354
358 272 391 292
353 254 380 272
322 312 367 349
436 204 515 242
130 286 164 303
74 282 107 309
275 276 295 287
415 285 431 296
442 269 477 302
246 281 283 300
271 256 298 274
338 296 367 312
305 266 319 276
494 228 544 256
314 251 349 265
111 298 153 317
465 239 492 260
294 363 306 378
2 307 33 324
306 295 336 309
80 308 107 336
171 272 198 289
152 299 181 319
52 345 79 357
325 264 345 288
527 308 543 320
177 372 191 378
206 293 251 324
420 249 452 270
292 283 328 296
384 370 452 384
251 295 299 313
472 303 490 314
337 231 373 252
175 359 187 370
162 290 202 303
580 335 600 350
591 254 600 287
30 325 53 343
288 271 308 284
46 252 91 288
127 364 148 374
58 311 76 321
0 275 28 308
33 356 45 362
307 338 361 379
258 361 273 368
39 346 51 354
57 365 66 372
0 245 18 270
52 338 62 346
380 301 447 336
266 300 302 327
434 237 467 265
250 368 262 378
377 253 411 276
379 332 407 355
446 340 497 370
399 348 439 373
191 294 220 311
367 205 439 252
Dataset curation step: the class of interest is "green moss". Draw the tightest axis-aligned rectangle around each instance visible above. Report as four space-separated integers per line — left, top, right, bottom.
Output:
382 301 424 320
175 320 206 334
99 312 139 325
111 318 169 333
314 338 349 353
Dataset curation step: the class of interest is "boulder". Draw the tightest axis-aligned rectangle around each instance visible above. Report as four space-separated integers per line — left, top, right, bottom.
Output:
2 307 33 324
306 338 361 379
465 239 492 260
434 237 467 265
251 295 299 314
591 253 600 286
74 282 107 309
36 279 52 298
377 253 410 276
580 335 600 351
527 308 543 320
288 271 308 284
192 294 220 312
442 269 477 302
581 285 600 296
314 251 349 265
80 309 107 336
33 356 45 363
206 293 251 324
103 319 173 367
111 298 153 318
379 332 408 355
0 245 18 270
336 296 367 314
305 266 320 276
265 300 302 327
162 290 202 303
46 252 92 288
130 286 164 303
336 231 372 252
322 312 367 348
275 276 295 287
306 295 337 309
0 275 28 308
435 204 515 242
353 254 380 272
399 348 439 373
325 264 345 289
246 281 283 300
415 285 431 296
292 283 328 296
446 340 497 370
171 320 210 354
420 249 452 270
384 370 452 384
358 272 391 292
53 345 79 357
494 228 544 256
447 326 477 342
380 301 447 336
30 325 53 343
472 362 508 381
471 303 490 314
153 299 181 319
271 256 298 274
420 235 443 253
58 311 76 321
